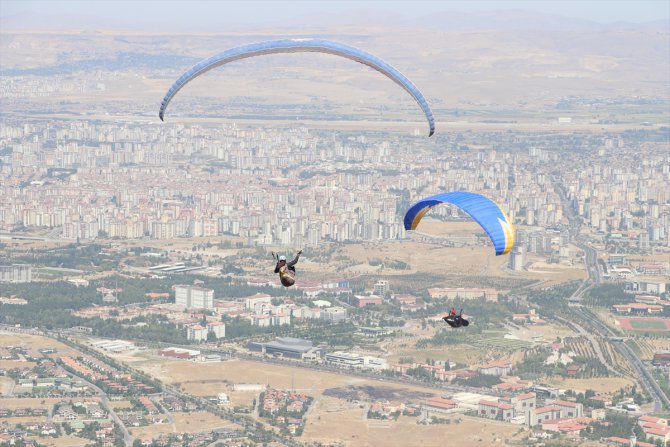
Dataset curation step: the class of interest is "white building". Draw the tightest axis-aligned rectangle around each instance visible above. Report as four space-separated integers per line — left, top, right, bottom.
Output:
320 306 347 323
245 293 272 311
272 313 291 326
325 352 388 370
174 285 214 310
510 246 525 271
206 322 226 339
0 264 32 283
326 351 365 367
374 280 390 296
250 314 272 327
186 325 208 342
311 300 332 308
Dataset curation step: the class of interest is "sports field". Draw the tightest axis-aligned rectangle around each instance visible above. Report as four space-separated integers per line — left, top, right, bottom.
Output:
617 317 670 332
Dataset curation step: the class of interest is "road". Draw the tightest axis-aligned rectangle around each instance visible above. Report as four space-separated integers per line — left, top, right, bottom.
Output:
552 314 621 376
577 308 669 413
62 371 134 447
553 178 669 413
570 234 668 412
59 338 302 447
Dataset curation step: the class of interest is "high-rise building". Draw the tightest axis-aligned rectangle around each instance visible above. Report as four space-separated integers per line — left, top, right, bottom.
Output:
528 233 543 254
187 325 208 342
510 246 525 271
174 285 214 310
374 280 389 296
0 264 32 283
207 322 226 339
560 231 570 247
639 231 650 251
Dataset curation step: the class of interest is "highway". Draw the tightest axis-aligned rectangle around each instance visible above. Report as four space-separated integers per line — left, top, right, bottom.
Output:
573 237 668 412
576 307 669 413
554 178 669 413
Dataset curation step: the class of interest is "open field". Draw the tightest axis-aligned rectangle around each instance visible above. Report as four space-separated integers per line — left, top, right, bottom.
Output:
471 333 531 350
525 259 586 283
173 412 238 432
302 396 520 447
617 317 670 332
179 382 257 406
108 400 134 410
0 377 14 396
0 333 75 354
129 411 238 440
26 435 90 447
129 424 174 442
117 350 447 402
0 397 61 410
545 377 634 395
635 338 670 361
1 416 48 424
332 233 584 290
627 253 670 263
340 239 506 278
518 323 576 341
386 345 489 366
0 360 37 369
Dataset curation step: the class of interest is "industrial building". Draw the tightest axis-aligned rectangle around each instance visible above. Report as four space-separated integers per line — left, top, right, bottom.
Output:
248 337 322 360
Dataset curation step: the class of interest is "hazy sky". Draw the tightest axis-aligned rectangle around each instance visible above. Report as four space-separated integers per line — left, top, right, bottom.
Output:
2 0 669 31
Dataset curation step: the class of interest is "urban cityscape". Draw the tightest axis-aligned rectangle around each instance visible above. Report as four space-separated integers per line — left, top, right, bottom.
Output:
1 1 669 447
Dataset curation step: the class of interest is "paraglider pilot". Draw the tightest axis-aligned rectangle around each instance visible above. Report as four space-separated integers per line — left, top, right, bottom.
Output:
443 308 469 328
273 250 302 287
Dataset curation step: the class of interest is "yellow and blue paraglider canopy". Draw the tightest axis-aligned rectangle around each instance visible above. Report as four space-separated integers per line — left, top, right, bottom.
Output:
403 191 515 255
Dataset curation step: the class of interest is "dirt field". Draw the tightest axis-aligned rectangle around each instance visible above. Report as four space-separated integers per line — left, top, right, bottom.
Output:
108 400 134 410
635 338 670 361
340 240 504 277
0 332 73 353
525 260 586 282
2 416 48 424
119 351 446 402
26 435 90 447
178 382 256 406
545 377 634 394
0 360 38 369
526 324 575 342
129 411 238 440
0 397 61 410
0 377 14 396
386 345 488 366
173 412 238 432
303 396 521 447
129 424 175 442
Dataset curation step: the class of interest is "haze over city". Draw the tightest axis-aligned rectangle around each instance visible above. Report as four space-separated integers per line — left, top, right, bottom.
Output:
0 1 669 447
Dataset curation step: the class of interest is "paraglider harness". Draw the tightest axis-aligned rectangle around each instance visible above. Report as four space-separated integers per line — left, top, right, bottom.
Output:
443 309 469 328
272 252 299 287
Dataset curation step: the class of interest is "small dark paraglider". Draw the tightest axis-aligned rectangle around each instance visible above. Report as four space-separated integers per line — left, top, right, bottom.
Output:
273 250 302 287
443 308 469 328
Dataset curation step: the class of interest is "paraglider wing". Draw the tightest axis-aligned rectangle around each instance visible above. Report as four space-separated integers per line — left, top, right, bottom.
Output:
403 191 515 255
159 38 435 136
